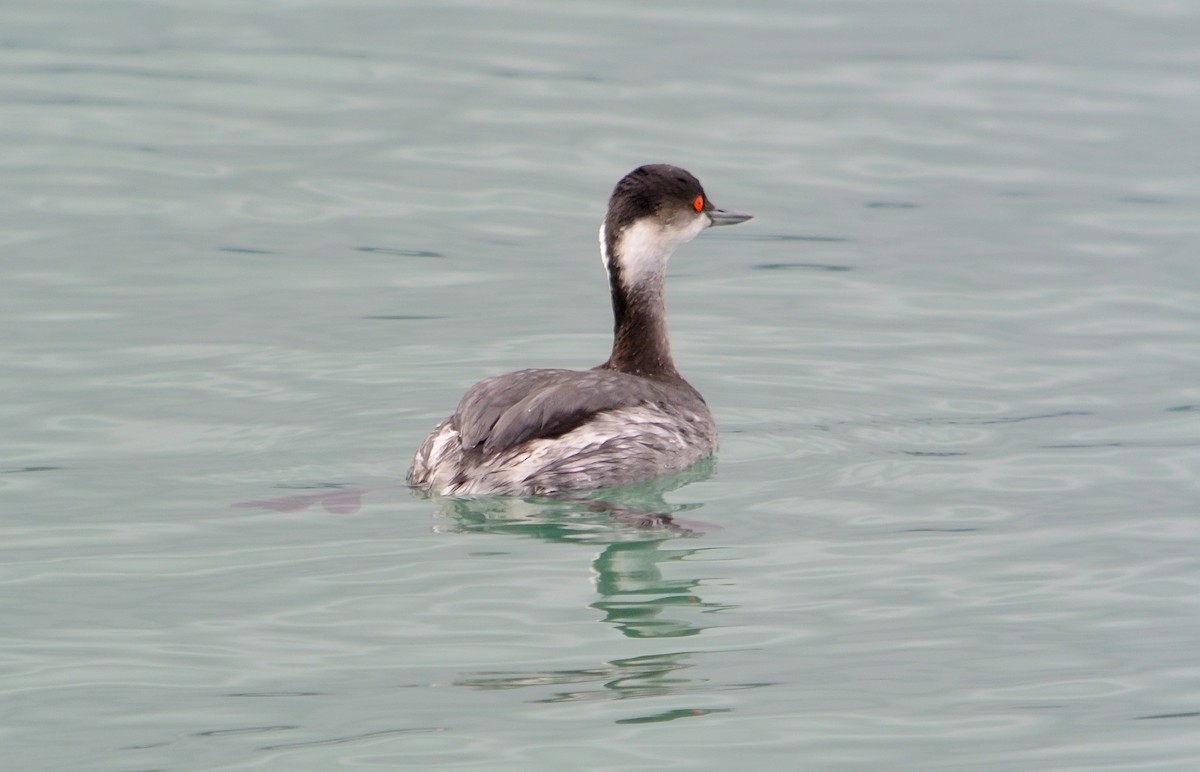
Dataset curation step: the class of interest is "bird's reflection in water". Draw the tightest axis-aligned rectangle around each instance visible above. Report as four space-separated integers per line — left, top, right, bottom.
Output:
436 460 763 716
431 462 725 640
429 457 716 543
440 487 725 637
455 651 742 716
590 538 711 639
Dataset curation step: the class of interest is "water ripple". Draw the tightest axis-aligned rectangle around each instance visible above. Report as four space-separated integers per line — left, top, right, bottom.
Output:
4 0 1200 769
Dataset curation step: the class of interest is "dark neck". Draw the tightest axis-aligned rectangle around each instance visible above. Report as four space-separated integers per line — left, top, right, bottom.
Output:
600 271 680 380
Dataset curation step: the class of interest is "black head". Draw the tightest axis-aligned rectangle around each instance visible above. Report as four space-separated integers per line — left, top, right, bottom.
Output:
602 165 752 266
606 164 708 231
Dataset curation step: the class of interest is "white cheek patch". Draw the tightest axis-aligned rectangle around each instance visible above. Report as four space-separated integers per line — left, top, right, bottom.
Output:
614 216 706 288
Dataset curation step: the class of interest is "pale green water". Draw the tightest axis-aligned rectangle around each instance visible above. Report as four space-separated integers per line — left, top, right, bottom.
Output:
4 1 1200 769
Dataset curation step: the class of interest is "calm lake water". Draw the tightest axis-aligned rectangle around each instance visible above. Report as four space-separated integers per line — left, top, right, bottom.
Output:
4 0 1200 769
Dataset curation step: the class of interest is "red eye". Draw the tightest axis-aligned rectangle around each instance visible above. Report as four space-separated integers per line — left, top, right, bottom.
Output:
693 195 704 212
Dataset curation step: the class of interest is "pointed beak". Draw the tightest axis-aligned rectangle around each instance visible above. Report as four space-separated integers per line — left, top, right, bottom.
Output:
708 208 753 227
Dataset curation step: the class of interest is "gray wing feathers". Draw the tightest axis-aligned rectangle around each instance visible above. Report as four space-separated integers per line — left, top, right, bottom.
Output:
454 369 577 449
453 368 682 456
410 367 716 495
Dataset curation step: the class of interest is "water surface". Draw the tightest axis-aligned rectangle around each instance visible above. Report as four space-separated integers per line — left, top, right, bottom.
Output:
3 0 1200 769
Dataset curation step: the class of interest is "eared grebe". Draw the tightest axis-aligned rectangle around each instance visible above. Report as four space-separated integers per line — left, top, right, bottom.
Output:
407 164 752 495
